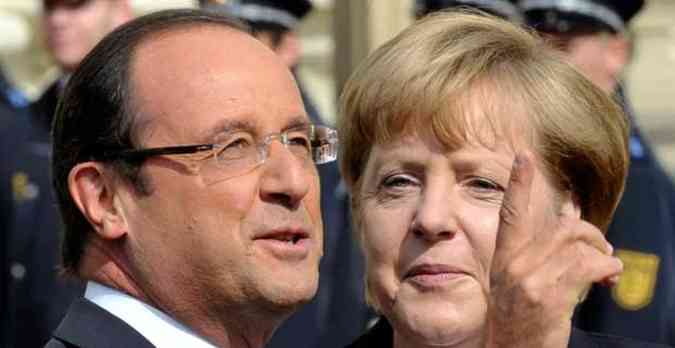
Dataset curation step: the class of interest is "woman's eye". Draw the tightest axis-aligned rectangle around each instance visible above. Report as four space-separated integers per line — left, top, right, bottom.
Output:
381 174 419 189
469 178 501 191
466 177 505 203
371 173 421 203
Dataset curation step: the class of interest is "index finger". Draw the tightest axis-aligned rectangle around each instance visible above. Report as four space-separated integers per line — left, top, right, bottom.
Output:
496 151 535 253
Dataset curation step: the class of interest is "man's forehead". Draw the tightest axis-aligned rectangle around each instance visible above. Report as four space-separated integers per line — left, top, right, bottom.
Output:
128 24 304 143
131 24 276 77
130 25 267 97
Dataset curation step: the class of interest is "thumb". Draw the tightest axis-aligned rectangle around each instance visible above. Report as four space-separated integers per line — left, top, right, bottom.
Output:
496 151 535 253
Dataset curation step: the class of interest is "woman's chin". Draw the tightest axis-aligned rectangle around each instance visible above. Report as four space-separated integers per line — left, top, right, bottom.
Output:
387 284 487 346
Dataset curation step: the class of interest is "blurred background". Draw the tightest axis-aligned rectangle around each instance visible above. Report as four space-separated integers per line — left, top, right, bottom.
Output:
1 0 673 174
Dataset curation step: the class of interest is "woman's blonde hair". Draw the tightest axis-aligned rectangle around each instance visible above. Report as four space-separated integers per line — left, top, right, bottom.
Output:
339 10 629 233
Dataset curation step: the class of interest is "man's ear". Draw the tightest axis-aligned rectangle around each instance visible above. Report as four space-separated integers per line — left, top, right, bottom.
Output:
68 162 127 240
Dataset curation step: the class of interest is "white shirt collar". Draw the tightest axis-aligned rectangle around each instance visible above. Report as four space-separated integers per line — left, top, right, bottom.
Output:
85 281 217 348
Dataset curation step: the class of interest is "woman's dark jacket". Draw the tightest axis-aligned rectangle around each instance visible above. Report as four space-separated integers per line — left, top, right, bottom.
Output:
348 318 674 348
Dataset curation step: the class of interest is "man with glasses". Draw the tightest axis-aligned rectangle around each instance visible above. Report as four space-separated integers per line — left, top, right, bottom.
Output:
44 8 335 347
522 0 675 345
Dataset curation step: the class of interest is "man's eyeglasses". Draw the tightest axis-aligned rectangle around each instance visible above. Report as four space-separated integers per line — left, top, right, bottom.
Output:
94 124 338 180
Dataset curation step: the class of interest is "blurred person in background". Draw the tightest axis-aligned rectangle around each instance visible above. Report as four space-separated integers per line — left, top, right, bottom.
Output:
0 25 31 348
0 69 29 115
35 0 133 126
522 0 675 345
415 0 522 21
200 0 323 125
199 1 372 347
1 0 132 347
0 70 30 347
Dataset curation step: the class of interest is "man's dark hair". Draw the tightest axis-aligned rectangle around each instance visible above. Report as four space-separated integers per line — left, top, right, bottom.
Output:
51 8 248 274
249 22 287 48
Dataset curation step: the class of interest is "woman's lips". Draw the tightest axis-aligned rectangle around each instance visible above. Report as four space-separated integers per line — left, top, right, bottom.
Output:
404 263 470 290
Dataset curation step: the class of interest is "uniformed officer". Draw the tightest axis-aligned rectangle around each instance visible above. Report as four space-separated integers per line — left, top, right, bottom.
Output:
415 0 522 21
522 0 675 345
0 100 19 348
0 69 28 114
201 0 325 126
1 1 133 346
200 1 371 347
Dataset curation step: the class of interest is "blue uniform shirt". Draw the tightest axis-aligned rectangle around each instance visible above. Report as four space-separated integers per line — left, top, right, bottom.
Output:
573 88 675 345
1 81 84 348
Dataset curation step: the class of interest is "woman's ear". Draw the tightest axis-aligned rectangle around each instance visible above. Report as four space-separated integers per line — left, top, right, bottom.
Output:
68 162 127 240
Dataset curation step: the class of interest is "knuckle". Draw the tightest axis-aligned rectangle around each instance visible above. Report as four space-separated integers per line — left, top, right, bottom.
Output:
556 216 577 236
520 276 544 305
614 256 624 272
570 242 593 266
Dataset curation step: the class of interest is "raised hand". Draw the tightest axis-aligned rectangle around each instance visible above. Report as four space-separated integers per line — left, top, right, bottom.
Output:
485 151 623 348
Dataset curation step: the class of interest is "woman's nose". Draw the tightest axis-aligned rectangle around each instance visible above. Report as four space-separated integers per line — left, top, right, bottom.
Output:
411 187 459 242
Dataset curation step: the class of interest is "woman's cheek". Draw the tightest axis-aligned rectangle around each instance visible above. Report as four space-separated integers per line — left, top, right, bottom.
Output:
361 202 412 308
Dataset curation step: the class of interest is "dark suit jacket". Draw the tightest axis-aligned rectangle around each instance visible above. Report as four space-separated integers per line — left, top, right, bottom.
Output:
347 318 674 348
43 298 154 348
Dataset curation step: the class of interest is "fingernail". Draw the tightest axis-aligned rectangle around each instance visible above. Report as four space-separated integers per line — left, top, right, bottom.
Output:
609 274 620 286
607 243 614 255
601 275 621 287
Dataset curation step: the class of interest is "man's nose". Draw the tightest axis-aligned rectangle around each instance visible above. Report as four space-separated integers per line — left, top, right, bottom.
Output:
258 140 314 209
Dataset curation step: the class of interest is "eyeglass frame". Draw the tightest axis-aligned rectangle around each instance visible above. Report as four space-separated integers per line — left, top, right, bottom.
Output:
90 124 338 170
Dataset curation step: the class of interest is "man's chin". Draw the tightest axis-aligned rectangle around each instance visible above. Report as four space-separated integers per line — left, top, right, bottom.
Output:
259 272 319 313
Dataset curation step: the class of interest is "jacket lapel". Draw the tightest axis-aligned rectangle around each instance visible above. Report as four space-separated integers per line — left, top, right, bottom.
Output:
53 298 155 348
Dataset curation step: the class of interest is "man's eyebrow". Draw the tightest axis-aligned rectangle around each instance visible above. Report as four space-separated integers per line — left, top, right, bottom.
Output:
284 116 312 131
198 115 310 143
199 119 256 143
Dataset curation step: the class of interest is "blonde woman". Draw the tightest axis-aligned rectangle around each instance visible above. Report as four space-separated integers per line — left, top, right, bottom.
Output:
339 11 671 348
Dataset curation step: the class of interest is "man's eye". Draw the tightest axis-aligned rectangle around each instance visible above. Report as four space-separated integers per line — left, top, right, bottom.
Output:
285 133 312 158
288 134 311 149
217 137 253 160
